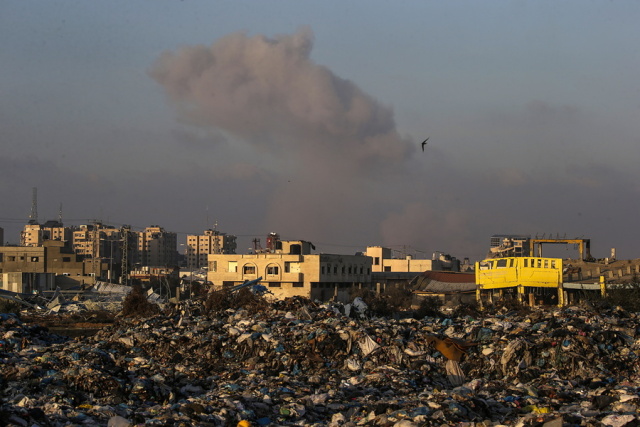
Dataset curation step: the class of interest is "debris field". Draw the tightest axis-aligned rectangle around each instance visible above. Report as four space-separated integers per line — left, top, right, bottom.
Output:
1 297 640 427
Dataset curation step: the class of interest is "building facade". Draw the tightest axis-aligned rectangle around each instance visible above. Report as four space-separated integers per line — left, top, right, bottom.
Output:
364 246 460 273
208 240 373 302
185 229 237 269
0 240 104 289
21 220 74 248
134 226 178 268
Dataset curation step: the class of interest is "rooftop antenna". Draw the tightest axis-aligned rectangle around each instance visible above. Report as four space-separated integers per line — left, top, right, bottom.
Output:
213 220 220 254
29 187 38 224
58 203 63 224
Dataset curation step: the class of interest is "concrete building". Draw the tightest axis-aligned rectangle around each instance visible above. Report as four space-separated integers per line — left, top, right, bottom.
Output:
364 246 461 273
134 226 178 268
20 220 74 248
72 222 120 257
185 229 237 269
208 239 373 302
1 271 55 294
0 240 104 289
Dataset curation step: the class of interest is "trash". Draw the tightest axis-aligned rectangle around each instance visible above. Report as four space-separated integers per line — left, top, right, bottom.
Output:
1 298 640 425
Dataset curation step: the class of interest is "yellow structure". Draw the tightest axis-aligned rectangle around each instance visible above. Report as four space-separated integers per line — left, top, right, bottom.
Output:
475 257 564 306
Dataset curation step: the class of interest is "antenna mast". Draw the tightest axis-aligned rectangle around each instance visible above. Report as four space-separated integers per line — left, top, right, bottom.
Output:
29 187 38 224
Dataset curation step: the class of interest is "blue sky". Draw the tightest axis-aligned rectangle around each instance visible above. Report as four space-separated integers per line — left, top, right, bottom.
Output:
1 1 639 261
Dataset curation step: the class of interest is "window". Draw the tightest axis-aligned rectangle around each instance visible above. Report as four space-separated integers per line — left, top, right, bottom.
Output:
292 282 304 288
267 265 279 275
524 259 529 268
7 256 15 261
374 257 380 265
333 266 337 274
321 266 325 274
496 259 508 268
268 282 281 287
384 266 391 272
62 257 71 262
243 265 256 274
31 257 39 262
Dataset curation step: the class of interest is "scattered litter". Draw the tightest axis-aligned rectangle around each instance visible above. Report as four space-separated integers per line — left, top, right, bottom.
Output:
1 297 640 426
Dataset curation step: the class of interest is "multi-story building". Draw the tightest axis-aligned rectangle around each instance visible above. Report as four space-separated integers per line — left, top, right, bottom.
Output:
185 229 237 269
0 240 105 290
208 238 373 302
20 220 74 248
72 222 120 259
134 226 178 268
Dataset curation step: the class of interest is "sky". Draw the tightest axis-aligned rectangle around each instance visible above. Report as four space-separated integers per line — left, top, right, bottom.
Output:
1 1 639 262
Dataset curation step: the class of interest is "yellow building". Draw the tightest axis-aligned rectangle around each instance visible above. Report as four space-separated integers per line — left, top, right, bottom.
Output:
208 240 373 302
475 256 564 306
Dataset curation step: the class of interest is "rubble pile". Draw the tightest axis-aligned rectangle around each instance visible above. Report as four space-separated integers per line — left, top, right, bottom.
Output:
2 299 640 426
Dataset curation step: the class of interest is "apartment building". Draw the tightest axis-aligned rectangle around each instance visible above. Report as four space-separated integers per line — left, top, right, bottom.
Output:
185 229 237 269
135 226 178 268
20 220 73 248
208 239 373 302
72 223 120 257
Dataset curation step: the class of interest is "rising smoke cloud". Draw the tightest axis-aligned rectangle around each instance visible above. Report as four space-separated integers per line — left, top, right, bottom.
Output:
150 28 416 244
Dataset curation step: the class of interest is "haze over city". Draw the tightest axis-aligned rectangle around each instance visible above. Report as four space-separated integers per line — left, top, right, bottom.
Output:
2 1 639 262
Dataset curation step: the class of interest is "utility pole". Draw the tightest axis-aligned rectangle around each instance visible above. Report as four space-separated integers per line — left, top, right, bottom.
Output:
120 225 130 286
92 223 100 282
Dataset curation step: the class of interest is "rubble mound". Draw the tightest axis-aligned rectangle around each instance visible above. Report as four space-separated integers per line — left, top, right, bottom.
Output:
1 299 640 426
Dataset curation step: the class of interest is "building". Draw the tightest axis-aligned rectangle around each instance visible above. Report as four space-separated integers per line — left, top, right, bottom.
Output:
0 240 105 289
185 229 237 269
208 238 373 302
72 222 119 257
134 226 178 268
365 246 461 273
20 220 74 248
488 235 531 258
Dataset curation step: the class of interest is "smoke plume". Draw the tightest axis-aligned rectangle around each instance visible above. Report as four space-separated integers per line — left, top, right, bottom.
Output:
150 28 416 243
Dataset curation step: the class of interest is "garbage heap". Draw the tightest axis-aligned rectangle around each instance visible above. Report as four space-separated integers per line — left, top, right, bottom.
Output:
1 299 640 427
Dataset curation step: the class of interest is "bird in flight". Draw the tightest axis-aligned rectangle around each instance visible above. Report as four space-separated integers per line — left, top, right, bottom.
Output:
421 137 429 152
